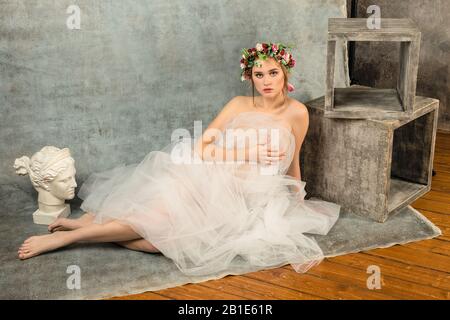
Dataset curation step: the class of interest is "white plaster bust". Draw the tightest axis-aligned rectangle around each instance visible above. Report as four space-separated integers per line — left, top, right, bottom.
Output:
13 146 77 225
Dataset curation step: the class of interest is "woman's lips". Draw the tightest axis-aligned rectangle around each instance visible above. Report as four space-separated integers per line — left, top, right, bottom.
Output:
263 88 273 92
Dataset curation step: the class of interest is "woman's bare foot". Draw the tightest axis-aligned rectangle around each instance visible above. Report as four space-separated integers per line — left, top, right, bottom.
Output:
48 212 95 233
115 238 160 253
17 231 71 260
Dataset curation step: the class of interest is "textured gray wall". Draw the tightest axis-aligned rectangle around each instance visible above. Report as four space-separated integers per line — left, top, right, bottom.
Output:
352 0 449 131
0 0 348 201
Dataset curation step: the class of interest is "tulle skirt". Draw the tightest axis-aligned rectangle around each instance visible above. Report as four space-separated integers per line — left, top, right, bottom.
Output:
78 138 340 276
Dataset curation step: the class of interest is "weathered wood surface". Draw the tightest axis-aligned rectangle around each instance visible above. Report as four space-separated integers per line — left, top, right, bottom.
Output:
324 87 409 120
328 18 420 41
303 93 439 222
325 18 421 117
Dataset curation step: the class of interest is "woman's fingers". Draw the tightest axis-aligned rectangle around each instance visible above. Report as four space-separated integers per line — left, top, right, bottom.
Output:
262 154 285 163
256 144 286 164
266 149 286 158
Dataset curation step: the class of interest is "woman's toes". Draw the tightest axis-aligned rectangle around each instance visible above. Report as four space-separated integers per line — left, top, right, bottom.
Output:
18 247 30 259
18 251 32 260
17 232 68 260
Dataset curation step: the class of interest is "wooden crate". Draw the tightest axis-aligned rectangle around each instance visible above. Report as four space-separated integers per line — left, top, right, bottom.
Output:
301 91 439 222
325 18 421 120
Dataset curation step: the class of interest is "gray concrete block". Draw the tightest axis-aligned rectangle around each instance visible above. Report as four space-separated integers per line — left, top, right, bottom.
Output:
302 87 439 222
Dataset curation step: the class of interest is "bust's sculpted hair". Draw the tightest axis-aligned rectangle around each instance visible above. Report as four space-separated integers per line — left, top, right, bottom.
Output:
14 146 74 191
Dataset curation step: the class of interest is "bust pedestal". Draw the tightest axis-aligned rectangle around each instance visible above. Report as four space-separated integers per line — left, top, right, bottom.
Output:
32 203 71 225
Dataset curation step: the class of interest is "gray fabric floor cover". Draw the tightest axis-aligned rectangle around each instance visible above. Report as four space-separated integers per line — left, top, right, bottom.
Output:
0 194 441 299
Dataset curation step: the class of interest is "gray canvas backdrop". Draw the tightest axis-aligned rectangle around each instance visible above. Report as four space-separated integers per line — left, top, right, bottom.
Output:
0 0 349 205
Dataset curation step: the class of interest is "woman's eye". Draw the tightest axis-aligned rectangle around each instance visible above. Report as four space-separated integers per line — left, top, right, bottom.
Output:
255 71 277 78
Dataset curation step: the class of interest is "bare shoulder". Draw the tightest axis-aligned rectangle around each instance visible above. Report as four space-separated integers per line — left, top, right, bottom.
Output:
286 98 309 132
285 99 309 156
222 95 247 113
204 96 243 132
288 98 308 120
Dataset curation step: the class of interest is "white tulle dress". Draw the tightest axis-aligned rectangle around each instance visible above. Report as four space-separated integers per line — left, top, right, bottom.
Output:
78 111 340 276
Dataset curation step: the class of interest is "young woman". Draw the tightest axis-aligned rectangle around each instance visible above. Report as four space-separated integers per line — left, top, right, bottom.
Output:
18 42 340 276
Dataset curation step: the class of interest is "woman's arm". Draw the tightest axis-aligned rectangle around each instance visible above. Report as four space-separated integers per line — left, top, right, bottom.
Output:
194 96 248 162
286 102 309 183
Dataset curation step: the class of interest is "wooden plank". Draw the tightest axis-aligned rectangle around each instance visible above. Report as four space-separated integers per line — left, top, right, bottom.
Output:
107 291 171 300
282 259 449 300
432 163 450 174
401 37 420 114
388 178 428 212
154 283 246 300
364 245 450 273
329 18 420 38
324 40 336 111
404 239 450 257
434 146 450 154
201 275 322 300
329 18 420 42
244 267 394 300
420 189 450 204
430 179 450 193
435 134 450 145
335 87 403 110
433 154 450 165
412 198 450 215
418 209 450 227
320 253 450 292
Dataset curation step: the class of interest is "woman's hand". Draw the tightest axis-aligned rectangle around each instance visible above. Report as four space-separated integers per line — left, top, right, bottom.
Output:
247 141 286 165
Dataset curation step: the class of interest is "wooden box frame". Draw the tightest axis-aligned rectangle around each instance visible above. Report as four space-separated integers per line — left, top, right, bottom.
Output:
325 18 421 120
302 89 439 222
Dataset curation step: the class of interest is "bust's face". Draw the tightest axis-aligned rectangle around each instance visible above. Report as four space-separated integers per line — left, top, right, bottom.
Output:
47 164 77 200
252 57 285 97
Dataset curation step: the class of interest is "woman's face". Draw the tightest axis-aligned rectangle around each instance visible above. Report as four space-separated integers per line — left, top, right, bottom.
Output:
251 57 285 97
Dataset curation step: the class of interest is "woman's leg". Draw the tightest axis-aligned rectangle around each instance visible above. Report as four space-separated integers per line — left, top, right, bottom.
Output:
115 239 160 253
48 212 159 254
18 219 157 260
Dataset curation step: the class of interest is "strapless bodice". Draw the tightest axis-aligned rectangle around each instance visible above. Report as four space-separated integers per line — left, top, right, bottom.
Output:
215 111 296 175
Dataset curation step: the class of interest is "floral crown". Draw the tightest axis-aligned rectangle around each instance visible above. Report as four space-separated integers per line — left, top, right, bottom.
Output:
240 42 296 82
